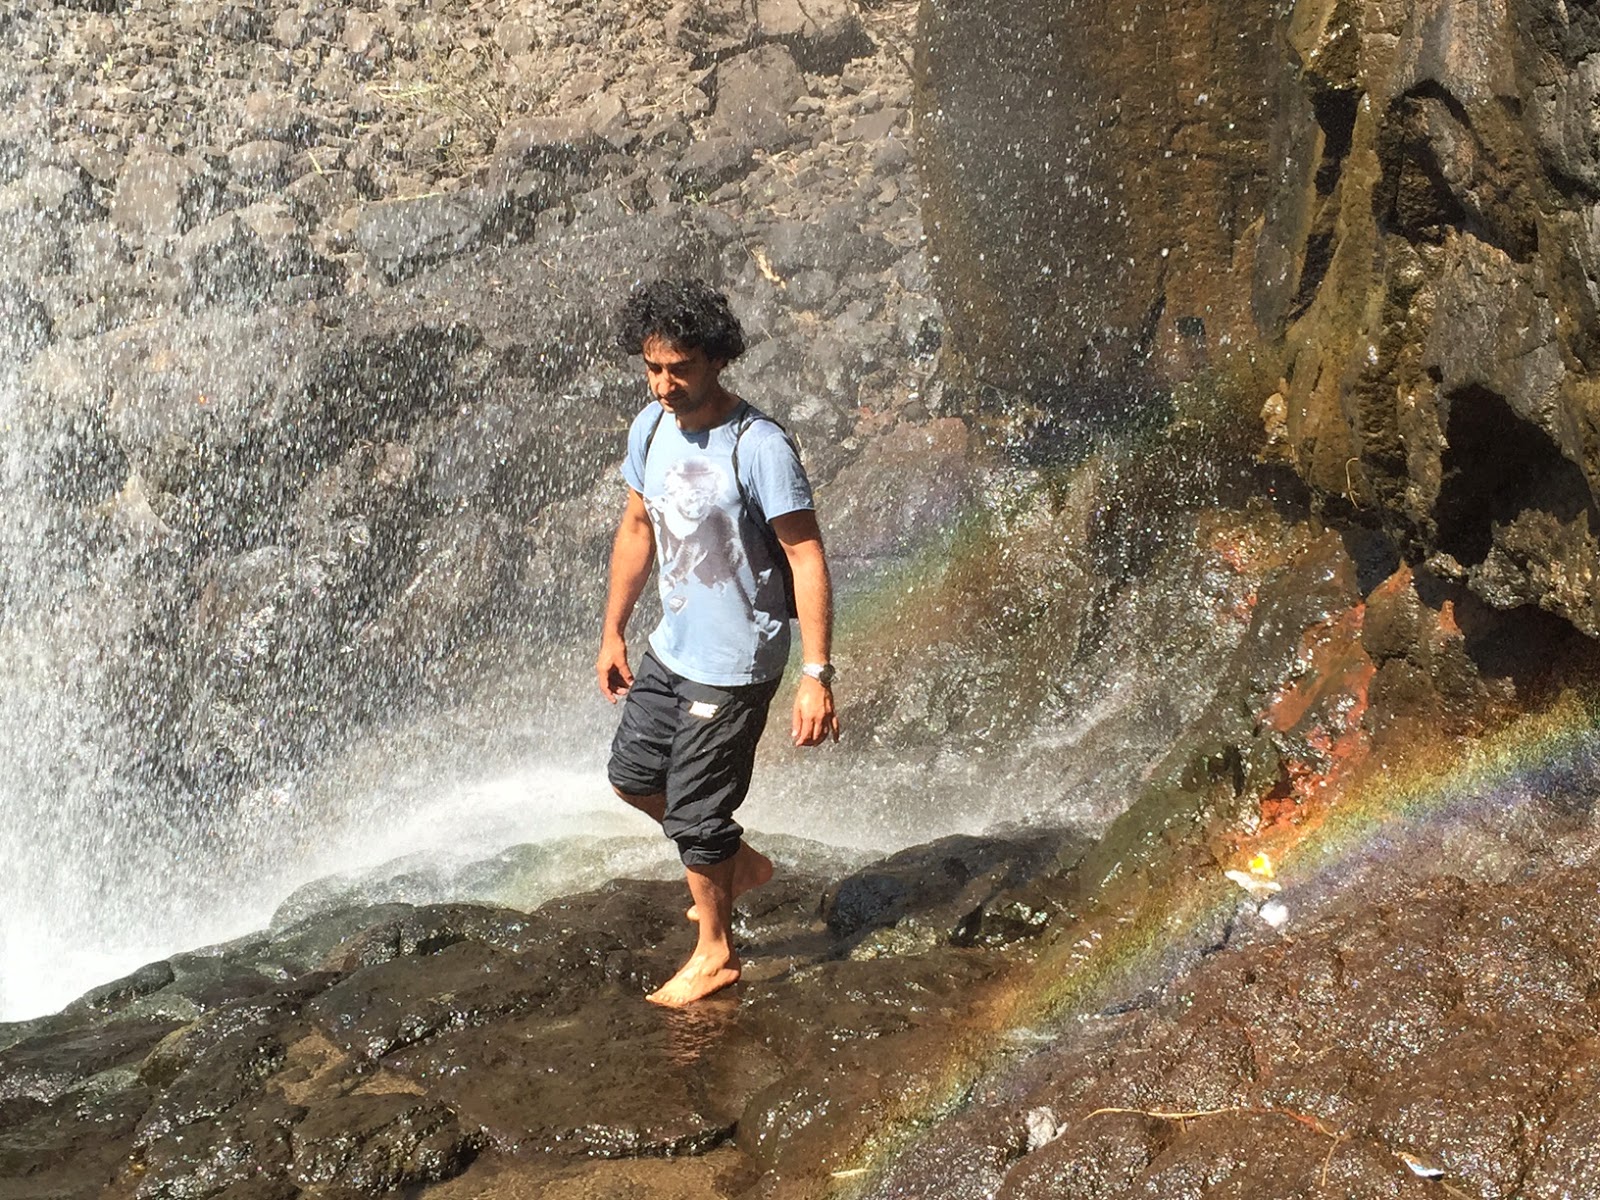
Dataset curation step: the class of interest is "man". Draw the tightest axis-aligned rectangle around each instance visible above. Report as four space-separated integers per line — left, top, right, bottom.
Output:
597 278 839 1007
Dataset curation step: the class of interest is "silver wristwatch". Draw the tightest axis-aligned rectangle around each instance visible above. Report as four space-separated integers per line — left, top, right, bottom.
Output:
801 662 836 687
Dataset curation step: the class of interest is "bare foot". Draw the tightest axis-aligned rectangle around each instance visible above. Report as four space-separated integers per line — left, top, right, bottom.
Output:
687 845 774 922
647 950 742 1007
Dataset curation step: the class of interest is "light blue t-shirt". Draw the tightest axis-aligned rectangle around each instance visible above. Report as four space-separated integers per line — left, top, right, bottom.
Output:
623 399 813 686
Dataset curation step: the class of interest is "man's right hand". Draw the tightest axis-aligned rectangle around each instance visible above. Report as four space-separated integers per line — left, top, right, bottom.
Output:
597 635 634 702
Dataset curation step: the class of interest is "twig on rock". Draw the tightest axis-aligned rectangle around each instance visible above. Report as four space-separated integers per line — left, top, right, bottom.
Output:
1321 1132 1345 1189
1084 1106 1472 1196
1084 1103 1340 1140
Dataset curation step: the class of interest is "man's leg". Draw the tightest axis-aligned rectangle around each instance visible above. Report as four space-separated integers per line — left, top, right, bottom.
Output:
685 843 772 922
647 855 742 1006
613 787 771 920
651 674 780 1004
616 790 667 823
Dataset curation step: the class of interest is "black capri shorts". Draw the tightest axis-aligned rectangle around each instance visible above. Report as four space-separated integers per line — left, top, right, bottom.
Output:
606 651 782 867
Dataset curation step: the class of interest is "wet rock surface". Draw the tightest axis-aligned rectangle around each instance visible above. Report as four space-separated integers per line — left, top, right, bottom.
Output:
0 831 1061 1199
870 828 1600 1200
7 0 1600 1198
6 507 1594 1199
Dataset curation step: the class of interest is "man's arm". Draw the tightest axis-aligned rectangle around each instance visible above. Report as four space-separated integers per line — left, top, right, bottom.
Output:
770 509 839 746
598 488 655 702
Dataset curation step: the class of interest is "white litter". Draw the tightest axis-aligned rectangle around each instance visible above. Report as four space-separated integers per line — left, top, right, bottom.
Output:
1225 869 1282 899
1397 1151 1445 1179
1025 1106 1063 1151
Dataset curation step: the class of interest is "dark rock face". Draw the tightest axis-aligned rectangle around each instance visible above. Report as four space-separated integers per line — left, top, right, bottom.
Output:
913 0 1282 408
1262 0 1600 639
914 0 1600 641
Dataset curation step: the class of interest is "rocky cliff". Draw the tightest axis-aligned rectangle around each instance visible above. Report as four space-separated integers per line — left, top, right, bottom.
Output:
5 0 1600 1198
917 0 1600 642
0 0 938 802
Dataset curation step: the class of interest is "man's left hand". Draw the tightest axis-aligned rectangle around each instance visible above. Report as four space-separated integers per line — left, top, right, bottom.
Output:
792 676 840 747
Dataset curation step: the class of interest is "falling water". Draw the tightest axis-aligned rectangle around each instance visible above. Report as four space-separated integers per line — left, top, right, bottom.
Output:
0 0 1269 1026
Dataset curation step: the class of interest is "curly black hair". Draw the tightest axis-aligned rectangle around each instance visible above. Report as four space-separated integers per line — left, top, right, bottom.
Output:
613 278 746 363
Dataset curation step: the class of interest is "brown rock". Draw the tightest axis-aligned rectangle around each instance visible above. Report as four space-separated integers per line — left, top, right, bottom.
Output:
753 0 874 73
108 149 211 237
227 139 294 187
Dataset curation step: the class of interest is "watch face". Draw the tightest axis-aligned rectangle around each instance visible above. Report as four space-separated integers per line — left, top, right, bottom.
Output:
810 663 836 687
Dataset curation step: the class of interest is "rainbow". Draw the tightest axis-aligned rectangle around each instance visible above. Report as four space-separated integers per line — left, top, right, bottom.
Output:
836 684 1600 1192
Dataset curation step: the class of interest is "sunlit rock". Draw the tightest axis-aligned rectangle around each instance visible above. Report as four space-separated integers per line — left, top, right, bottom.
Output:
109 149 215 239
354 191 508 284
709 44 806 152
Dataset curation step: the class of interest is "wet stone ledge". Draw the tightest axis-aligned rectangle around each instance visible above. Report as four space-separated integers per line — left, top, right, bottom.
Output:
0 829 1070 1200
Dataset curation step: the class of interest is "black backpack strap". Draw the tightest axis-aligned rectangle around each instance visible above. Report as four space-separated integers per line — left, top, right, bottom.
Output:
729 405 798 521
730 406 800 618
640 405 665 479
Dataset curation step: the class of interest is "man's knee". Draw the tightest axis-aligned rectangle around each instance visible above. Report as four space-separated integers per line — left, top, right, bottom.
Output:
661 760 752 867
614 787 666 823
669 818 742 867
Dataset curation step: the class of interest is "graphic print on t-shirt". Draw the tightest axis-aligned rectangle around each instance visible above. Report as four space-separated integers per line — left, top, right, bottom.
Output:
646 457 783 639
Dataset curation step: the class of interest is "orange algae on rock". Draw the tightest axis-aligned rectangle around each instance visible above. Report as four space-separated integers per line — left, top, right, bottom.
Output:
1258 604 1377 834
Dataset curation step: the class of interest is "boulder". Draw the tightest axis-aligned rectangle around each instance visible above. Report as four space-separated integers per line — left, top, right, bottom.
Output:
753 0 873 73
283 168 367 226
109 149 215 238
14 164 98 222
0 129 27 185
96 308 329 494
352 509 513 677
175 211 277 307
709 43 806 151
235 199 318 272
0 1015 184 1104
664 0 758 64
759 205 895 277
494 113 608 173
667 0 872 73
670 133 756 197
821 833 1061 947
226 139 294 189
240 89 316 144
354 189 508 283
1259 0 1600 635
